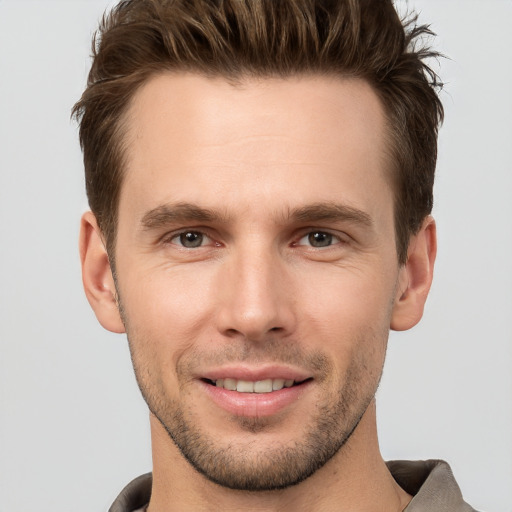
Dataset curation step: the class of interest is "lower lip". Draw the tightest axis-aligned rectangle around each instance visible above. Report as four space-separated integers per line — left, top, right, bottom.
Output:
200 380 312 418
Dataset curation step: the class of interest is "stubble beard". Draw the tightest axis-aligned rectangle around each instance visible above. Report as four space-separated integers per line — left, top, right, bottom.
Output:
125 332 385 492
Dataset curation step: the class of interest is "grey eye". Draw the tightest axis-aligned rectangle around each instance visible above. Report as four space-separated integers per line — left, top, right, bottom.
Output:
178 231 204 248
308 231 333 247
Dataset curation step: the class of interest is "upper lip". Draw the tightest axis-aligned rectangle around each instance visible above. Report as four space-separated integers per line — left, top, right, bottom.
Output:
199 365 312 383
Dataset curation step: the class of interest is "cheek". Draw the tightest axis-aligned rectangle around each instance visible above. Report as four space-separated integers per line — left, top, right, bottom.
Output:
118 265 220 371
296 266 394 360
121 258 217 315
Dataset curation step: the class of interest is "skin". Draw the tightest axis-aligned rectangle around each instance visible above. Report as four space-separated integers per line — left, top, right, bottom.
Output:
80 74 436 511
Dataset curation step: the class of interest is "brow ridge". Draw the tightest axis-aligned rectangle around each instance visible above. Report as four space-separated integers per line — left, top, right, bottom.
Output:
140 201 373 230
289 202 373 227
140 202 224 230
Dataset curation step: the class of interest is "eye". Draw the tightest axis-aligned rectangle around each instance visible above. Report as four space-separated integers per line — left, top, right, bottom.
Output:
170 231 211 248
297 231 340 248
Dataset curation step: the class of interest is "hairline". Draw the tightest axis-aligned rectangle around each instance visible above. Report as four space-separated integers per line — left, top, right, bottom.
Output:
106 69 412 267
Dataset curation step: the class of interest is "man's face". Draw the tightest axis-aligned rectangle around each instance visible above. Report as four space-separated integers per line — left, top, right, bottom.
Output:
114 74 402 490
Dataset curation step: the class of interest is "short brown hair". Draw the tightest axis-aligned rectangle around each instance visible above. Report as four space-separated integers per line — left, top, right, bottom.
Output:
73 0 443 264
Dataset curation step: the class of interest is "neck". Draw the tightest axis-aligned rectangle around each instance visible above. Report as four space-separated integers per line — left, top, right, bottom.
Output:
147 400 411 512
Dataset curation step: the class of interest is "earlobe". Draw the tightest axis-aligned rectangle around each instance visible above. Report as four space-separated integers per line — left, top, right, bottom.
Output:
391 216 437 331
79 211 125 334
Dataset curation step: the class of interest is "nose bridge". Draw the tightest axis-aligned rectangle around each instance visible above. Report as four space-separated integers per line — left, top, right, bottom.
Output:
217 239 295 340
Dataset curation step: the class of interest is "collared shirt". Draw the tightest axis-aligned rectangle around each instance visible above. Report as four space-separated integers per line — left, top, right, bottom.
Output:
386 460 478 511
109 459 478 512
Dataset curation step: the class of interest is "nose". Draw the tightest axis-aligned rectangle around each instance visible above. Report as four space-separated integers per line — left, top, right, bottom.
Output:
215 244 297 342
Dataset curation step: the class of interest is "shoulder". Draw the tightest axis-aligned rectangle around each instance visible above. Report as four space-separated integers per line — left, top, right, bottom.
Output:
387 460 479 512
109 473 152 512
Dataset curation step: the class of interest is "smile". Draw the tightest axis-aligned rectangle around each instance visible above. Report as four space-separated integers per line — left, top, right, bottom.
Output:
212 378 297 393
200 373 313 417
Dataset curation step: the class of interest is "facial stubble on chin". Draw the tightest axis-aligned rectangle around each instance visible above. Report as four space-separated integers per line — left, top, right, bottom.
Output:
122 321 385 492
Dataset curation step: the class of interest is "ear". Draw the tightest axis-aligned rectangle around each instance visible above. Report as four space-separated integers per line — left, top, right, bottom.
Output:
79 211 125 334
391 216 437 331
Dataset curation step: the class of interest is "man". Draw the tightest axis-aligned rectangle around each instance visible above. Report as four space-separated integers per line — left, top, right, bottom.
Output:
74 0 477 510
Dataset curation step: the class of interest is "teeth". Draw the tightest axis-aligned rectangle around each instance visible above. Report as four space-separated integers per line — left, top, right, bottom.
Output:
224 378 237 391
236 380 254 392
272 379 285 390
214 378 296 393
254 379 272 393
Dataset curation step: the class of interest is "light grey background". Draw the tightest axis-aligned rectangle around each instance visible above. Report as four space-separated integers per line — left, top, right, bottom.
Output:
0 1 510 510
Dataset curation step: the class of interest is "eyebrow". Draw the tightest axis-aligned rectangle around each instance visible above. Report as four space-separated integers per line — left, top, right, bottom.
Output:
289 203 373 227
140 201 373 230
140 202 227 230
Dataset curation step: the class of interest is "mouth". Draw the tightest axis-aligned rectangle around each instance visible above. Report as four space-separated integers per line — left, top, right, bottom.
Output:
202 377 310 393
199 367 314 417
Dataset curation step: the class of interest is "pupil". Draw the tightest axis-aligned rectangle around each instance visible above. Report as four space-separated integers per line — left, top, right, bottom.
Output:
309 232 332 247
180 232 203 248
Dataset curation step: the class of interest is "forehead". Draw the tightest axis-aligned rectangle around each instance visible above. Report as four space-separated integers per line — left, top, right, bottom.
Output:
120 73 392 221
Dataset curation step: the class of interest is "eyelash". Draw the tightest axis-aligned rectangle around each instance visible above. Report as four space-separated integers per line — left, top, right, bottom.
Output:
294 230 344 248
163 230 216 248
162 229 346 249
